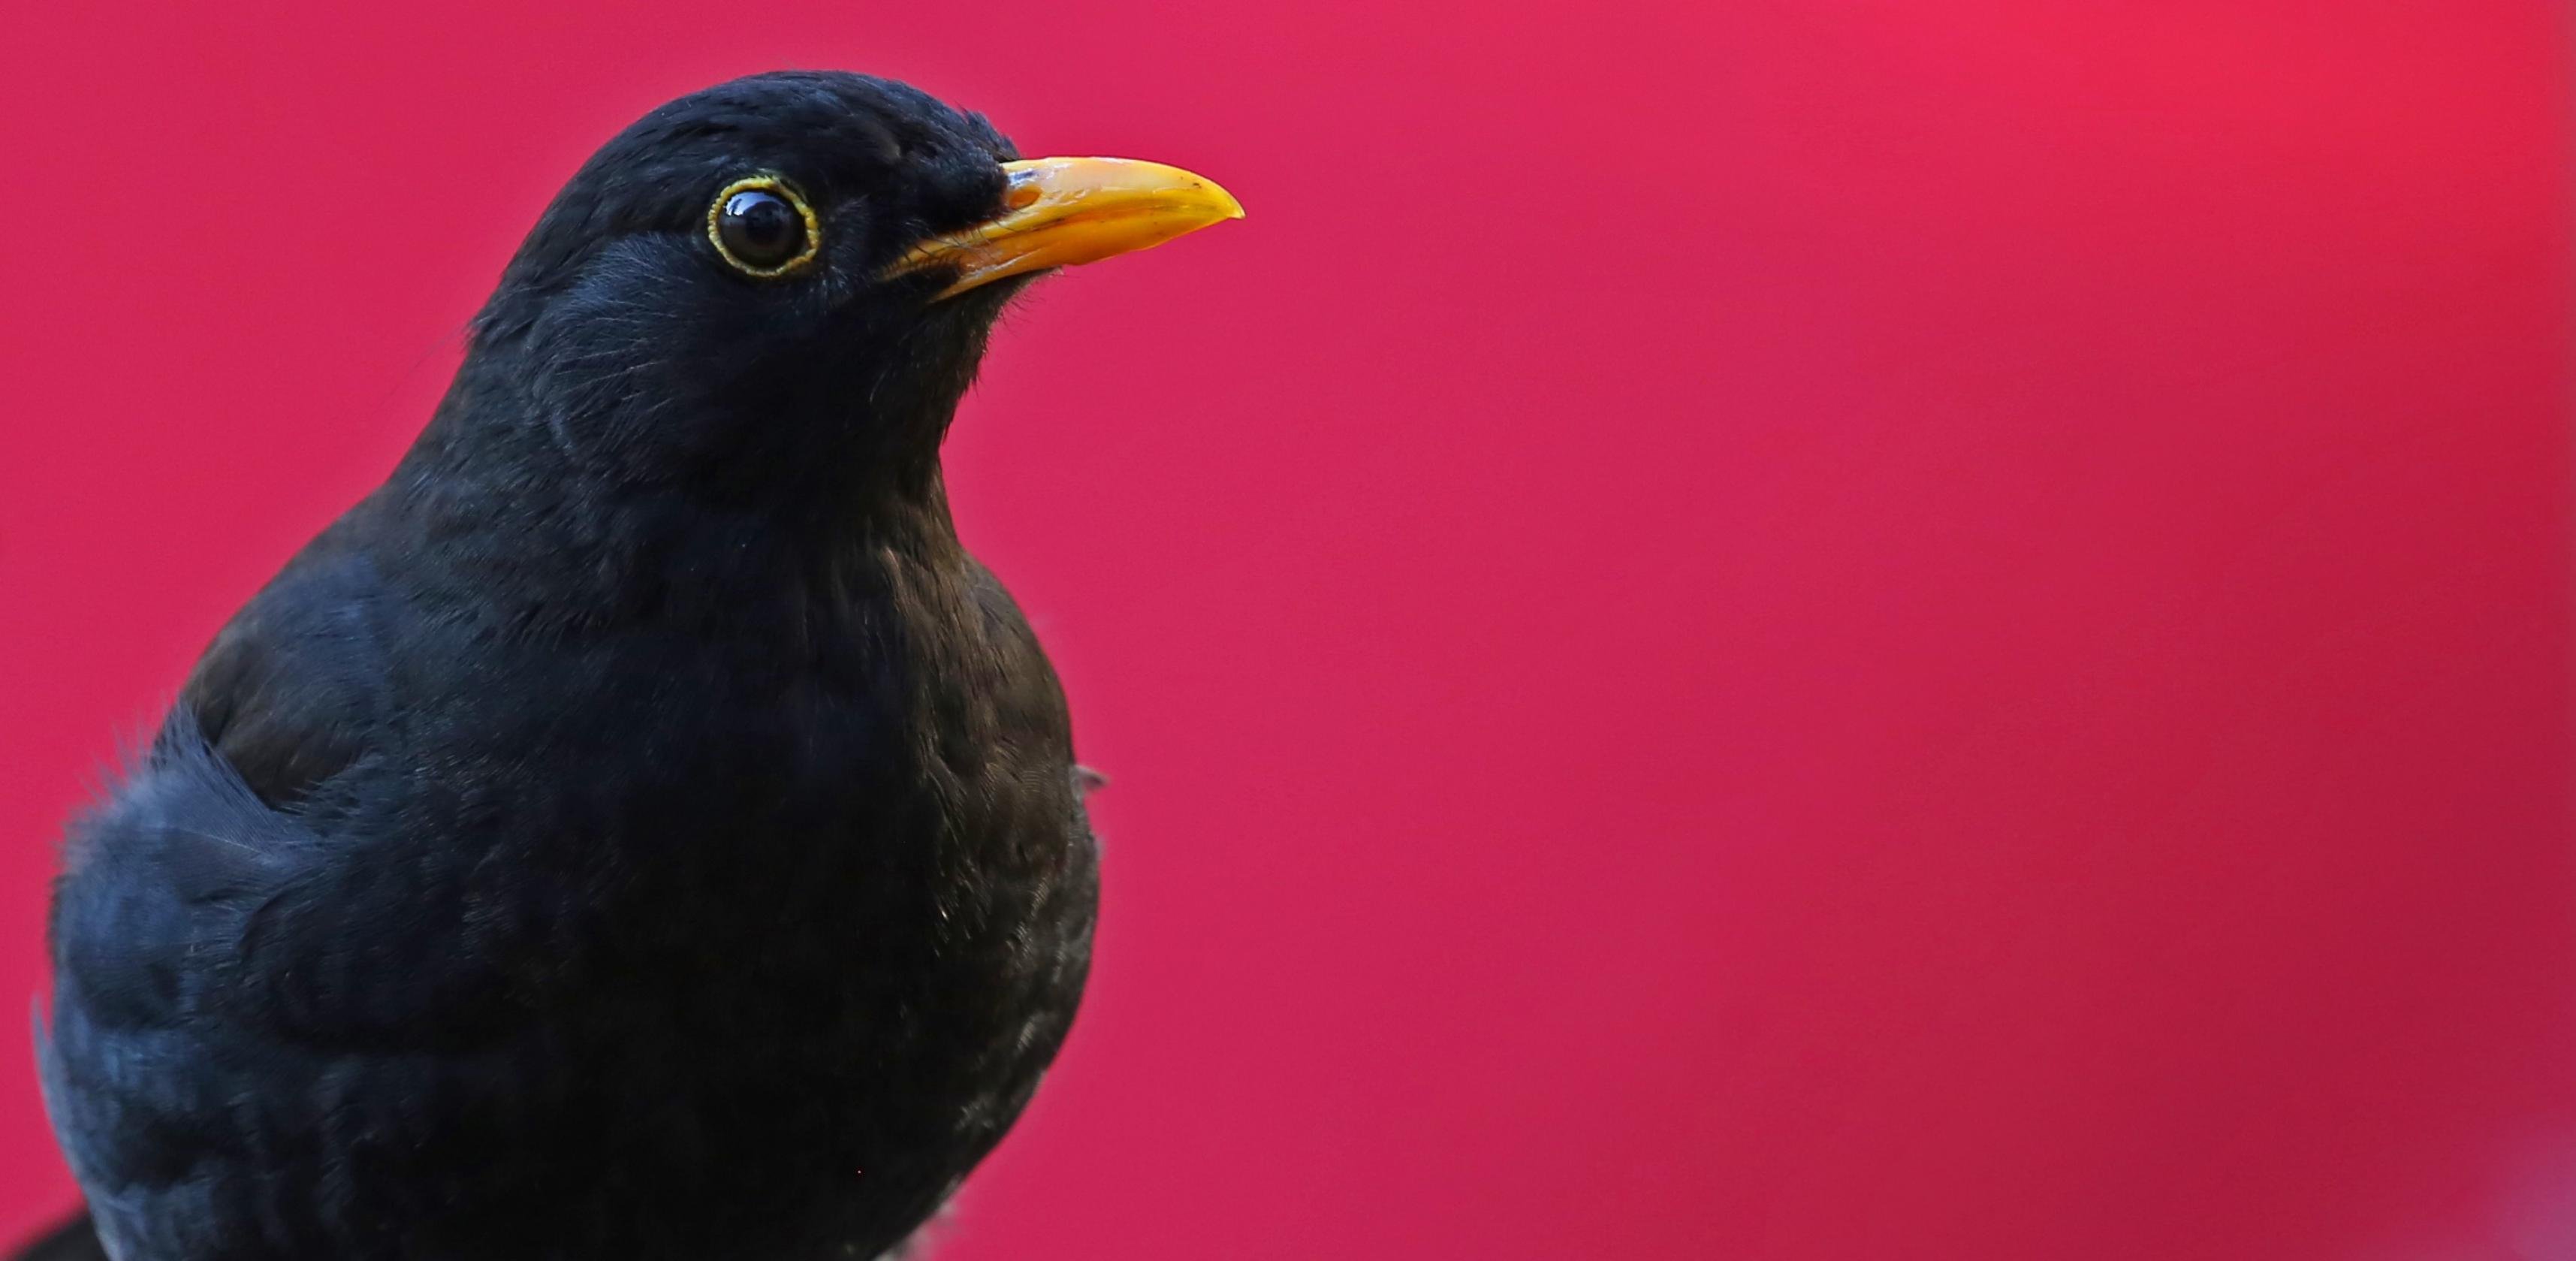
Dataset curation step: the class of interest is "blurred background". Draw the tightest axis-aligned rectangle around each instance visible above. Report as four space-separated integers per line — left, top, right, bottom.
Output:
1 2 2569 1258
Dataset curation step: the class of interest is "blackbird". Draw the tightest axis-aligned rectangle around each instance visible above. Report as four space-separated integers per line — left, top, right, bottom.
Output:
23 71 1239 1261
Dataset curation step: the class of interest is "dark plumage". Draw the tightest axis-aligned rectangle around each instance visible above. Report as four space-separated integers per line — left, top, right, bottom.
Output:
23 71 1232 1261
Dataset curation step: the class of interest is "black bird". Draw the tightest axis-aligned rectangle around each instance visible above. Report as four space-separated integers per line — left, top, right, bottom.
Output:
23 71 1240 1261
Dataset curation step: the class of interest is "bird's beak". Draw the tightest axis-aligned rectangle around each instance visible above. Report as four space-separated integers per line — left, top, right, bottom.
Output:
888 157 1244 300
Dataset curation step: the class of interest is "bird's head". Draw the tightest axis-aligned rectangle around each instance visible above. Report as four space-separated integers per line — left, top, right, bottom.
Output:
446 71 1239 505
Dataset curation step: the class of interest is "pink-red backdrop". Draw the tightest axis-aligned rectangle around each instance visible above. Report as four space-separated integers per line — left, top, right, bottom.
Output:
2 3 2570 1258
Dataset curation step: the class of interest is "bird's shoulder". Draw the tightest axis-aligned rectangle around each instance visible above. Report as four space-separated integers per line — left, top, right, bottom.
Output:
49 520 400 1031
47 707 326 1036
178 521 396 811
53 517 535 1046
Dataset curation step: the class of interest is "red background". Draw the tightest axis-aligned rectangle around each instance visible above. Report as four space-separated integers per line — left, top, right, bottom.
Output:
2 3 2571 1258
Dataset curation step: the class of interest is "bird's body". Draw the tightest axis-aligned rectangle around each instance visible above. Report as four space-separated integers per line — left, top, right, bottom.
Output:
45 479 1094 1261
29 71 1238 1261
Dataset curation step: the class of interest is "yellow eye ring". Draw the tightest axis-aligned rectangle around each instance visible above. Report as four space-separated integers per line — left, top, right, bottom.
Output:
707 174 822 279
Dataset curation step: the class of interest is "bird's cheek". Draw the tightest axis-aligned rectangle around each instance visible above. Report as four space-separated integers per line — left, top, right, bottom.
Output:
522 281 745 479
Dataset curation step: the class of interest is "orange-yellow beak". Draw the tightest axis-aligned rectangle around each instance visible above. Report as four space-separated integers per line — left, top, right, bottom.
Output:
888 156 1244 300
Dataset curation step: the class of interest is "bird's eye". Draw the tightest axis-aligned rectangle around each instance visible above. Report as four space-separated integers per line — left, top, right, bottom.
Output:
707 176 820 278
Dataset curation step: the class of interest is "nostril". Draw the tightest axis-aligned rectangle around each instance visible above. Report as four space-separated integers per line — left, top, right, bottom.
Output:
1005 181 1042 211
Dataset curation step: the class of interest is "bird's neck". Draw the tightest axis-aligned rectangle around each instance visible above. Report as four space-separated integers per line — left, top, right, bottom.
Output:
373 384 973 644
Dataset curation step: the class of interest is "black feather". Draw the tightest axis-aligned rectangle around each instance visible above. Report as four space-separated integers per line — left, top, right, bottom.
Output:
34 71 1098 1261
